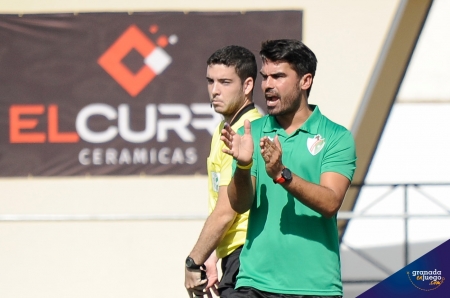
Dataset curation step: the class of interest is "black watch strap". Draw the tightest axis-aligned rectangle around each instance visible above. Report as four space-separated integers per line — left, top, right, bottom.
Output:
273 168 292 184
185 256 202 269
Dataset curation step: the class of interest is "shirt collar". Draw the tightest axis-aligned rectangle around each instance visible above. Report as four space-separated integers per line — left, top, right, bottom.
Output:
230 103 255 127
262 105 322 135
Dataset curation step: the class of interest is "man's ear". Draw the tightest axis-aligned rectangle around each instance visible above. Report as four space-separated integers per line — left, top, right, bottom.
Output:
300 73 313 91
243 77 254 96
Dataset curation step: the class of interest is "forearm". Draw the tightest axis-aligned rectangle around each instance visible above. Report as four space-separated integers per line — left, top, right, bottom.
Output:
228 168 254 213
283 172 349 218
189 211 235 264
204 251 219 268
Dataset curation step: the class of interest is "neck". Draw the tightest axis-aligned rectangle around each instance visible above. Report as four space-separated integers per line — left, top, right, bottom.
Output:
225 98 251 124
277 101 312 134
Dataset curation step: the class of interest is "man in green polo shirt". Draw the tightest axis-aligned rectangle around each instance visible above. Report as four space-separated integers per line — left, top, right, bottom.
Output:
221 39 356 297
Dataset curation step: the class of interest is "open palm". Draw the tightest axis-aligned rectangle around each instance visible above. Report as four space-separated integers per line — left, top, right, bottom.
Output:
221 120 254 165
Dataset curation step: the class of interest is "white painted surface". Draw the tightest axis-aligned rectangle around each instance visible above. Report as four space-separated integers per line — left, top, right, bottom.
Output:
398 0 450 101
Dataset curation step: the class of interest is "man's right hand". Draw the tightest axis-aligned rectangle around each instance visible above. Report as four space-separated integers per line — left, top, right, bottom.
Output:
204 254 219 297
220 119 254 166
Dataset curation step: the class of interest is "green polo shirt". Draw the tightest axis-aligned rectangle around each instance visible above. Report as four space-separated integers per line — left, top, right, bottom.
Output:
234 105 356 296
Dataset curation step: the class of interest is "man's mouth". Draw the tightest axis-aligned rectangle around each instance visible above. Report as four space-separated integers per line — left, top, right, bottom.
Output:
265 94 280 107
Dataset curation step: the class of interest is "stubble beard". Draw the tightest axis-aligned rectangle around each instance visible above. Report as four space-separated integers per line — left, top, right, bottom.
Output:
267 86 302 117
220 95 247 121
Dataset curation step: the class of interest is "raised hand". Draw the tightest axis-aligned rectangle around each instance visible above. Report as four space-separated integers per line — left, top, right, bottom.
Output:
260 135 284 179
220 120 254 166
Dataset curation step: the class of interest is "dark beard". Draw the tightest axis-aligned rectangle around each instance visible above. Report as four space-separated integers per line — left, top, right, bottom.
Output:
267 94 301 117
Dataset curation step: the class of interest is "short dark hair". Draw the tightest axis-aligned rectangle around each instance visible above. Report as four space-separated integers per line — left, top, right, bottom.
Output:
260 39 317 96
207 45 257 84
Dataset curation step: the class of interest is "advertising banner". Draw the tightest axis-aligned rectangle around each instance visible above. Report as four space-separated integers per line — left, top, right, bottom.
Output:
0 11 302 176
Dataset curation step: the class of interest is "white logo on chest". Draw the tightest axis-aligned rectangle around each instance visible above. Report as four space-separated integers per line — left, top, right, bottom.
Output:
307 134 325 155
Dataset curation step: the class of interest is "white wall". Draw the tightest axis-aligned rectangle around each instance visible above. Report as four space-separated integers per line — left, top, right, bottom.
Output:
0 177 208 297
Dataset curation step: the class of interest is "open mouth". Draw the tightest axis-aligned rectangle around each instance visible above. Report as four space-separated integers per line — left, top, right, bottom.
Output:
266 96 280 107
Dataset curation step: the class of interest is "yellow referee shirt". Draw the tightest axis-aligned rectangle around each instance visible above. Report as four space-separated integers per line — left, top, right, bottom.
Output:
207 106 262 258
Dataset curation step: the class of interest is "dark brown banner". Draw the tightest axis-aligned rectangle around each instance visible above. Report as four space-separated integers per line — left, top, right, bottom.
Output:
0 11 302 176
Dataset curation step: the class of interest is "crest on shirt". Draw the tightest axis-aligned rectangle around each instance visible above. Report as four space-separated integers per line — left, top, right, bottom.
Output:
307 134 325 155
211 172 220 192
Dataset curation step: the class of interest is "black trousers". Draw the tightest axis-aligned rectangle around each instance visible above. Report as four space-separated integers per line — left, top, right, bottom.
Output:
218 246 243 298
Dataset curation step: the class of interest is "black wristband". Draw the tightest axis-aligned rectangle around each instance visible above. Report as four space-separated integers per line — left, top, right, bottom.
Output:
185 256 202 269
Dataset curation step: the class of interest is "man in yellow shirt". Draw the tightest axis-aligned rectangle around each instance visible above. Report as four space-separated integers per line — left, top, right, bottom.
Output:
185 45 262 298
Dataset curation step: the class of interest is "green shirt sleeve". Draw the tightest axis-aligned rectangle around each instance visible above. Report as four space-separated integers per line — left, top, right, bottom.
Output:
321 129 357 181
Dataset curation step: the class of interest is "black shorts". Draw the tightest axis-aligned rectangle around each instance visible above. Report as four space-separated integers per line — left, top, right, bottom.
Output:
233 286 342 298
218 246 243 298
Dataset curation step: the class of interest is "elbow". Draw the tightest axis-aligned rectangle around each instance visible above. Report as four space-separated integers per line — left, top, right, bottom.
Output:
232 205 249 215
321 203 341 218
322 210 338 219
229 197 251 214
321 193 344 218
209 209 236 229
222 210 237 224
229 200 246 214
227 190 245 214
227 184 253 214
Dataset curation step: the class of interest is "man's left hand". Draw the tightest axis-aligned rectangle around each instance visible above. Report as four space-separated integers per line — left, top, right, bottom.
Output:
185 267 208 297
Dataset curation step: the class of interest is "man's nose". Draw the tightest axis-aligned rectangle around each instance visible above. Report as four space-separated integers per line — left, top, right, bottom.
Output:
211 83 220 96
262 77 274 90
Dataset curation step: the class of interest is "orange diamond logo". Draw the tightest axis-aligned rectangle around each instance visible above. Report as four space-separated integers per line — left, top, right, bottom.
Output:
98 25 172 97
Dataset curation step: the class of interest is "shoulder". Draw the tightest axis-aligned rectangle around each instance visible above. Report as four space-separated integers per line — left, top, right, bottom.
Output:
212 121 225 136
249 115 269 128
320 114 353 139
236 115 269 135
232 108 263 130
314 114 355 155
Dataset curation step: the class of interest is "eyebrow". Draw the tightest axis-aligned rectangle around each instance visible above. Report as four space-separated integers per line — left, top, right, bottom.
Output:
259 71 285 76
206 76 233 81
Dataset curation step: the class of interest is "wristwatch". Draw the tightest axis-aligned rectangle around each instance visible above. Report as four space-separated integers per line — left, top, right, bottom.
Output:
273 168 292 184
185 256 202 270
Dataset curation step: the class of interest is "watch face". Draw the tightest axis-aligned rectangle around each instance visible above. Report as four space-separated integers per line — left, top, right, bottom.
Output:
186 257 193 267
282 168 292 181
186 256 201 269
